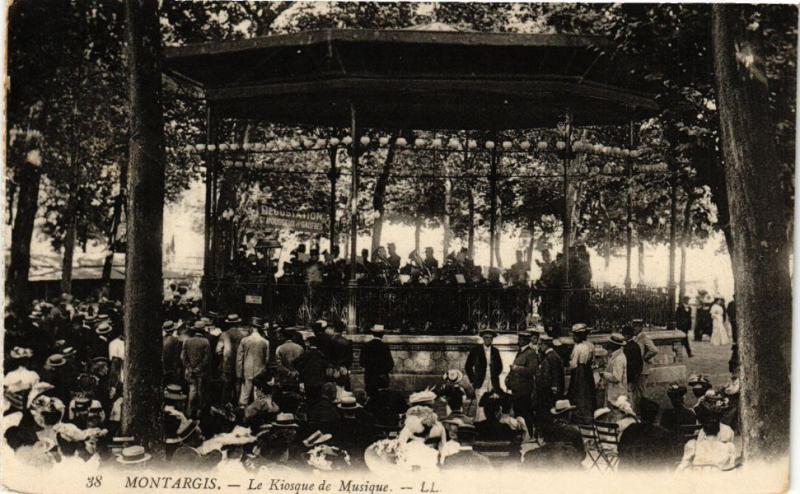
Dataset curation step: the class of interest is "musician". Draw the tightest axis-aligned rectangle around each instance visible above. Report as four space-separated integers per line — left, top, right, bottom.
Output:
387 243 402 271
372 246 395 285
423 247 439 275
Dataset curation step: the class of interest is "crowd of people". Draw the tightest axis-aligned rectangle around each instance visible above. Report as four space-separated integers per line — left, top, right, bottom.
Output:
2 291 740 473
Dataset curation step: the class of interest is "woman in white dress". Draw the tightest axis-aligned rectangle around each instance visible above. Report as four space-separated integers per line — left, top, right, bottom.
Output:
710 298 731 347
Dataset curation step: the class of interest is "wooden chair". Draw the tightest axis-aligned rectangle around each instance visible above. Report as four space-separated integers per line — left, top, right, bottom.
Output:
593 421 621 471
473 432 523 465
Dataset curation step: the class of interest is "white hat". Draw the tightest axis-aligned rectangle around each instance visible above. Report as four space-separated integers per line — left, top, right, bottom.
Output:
408 390 437 405
550 399 577 415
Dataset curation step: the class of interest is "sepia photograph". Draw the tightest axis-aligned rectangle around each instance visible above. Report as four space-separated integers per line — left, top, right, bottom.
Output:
1 1 796 493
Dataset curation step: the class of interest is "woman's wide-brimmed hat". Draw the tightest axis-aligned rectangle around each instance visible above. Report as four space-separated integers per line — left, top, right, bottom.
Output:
443 369 463 383
607 333 626 347
9 347 33 359
116 445 152 464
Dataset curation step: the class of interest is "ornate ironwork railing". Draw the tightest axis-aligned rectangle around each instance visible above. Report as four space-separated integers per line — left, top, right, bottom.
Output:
201 279 673 334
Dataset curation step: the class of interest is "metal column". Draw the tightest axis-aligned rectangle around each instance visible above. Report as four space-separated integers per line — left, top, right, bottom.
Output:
561 113 573 329
347 105 359 334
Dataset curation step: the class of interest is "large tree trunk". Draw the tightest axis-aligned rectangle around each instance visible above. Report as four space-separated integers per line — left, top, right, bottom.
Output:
6 161 42 311
122 0 165 448
60 139 81 294
370 136 397 254
678 191 695 301
712 4 792 462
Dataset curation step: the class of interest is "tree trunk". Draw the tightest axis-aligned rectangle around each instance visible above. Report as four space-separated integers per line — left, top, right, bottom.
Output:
526 228 536 270
6 162 42 311
637 239 645 286
61 140 81 294
370 135 397 254
414 216 422 254
467 188 475 258
122 0 165 448
493 196 503 269
678 191 695 301
712 4 792 462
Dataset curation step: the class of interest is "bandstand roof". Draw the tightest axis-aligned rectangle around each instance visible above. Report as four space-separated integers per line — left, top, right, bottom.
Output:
164 29 658 130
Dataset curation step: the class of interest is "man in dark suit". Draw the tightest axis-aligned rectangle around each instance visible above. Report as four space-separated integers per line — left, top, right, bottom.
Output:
359 325 394 397
675 297 693 357
330 320 353 389
621 325 644 409
295 336 329 402
162 321 184 386
505 330 539 434
535 334 565 435
465 329 503 420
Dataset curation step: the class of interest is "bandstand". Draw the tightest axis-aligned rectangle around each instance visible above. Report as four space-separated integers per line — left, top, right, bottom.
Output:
164 28 687 393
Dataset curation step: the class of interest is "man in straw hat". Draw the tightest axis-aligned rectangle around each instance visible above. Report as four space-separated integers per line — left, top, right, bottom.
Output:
182 322 212 418
600 333 628 406
217 314 251 405
359 324 394 397
162 321 184 385
465 328 503 421
236 319 270 407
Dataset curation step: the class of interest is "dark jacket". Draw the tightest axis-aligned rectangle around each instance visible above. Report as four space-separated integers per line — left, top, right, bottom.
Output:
163 334 184 380
505 346 538 398
331 334 353 369
623 340 643 384
359 338 394 389
295 347 329 388
537 348 566 398
675 305 692 333
364 388 408 427
465 345 503 390
182 334 211 378
306 398 341 430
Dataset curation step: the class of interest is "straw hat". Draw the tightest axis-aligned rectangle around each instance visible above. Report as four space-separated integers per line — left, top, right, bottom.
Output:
9 347 33 359
272 413 299 428
478 328 497 338
337 395 362 410
370 324 385 334
116 445 152 464
443 369 464 383
607 333 626 347
95 322 112 335
571 323 589 334
226 314 242 324
550 399 577 415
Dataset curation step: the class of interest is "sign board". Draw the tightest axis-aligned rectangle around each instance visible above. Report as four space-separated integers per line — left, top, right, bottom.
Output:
245 294 263 305
251 203 327 234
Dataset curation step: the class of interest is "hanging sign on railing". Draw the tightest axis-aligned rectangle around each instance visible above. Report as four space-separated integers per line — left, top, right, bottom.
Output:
251 204 327 234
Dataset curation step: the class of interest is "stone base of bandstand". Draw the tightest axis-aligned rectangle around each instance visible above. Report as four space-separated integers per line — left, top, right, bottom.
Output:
346 329 688 409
